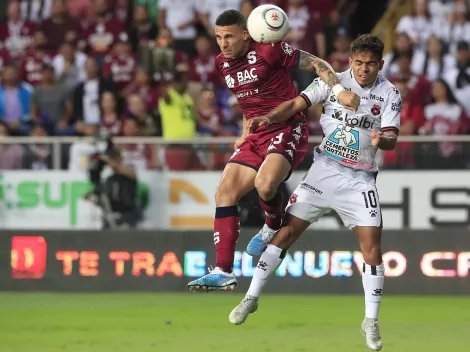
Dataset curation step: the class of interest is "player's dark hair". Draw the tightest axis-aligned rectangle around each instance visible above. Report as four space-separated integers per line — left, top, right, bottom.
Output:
215 9 247 29
350 34 384 60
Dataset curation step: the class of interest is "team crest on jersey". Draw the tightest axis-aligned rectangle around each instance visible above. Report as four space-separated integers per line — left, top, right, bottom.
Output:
289 193 298 204
371 104 381 116
324 124 360 165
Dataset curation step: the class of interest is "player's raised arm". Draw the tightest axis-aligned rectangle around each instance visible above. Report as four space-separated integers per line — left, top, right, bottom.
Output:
297 50 360 111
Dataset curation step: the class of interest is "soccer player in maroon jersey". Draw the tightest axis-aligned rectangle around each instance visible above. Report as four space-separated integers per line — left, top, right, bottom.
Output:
188 9 360 292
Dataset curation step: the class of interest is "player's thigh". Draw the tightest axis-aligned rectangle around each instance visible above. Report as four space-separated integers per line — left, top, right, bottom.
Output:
285 165 332 225
216 162 257 206
271 213 311 250
254 153 291 196
333 181 382 230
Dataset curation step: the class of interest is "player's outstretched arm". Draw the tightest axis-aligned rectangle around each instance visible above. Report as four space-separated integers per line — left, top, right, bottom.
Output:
249 96 307 131
298 51 360 111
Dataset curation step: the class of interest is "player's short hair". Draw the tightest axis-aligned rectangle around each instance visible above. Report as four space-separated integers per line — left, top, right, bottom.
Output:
215 9 247 29
350 34 384 60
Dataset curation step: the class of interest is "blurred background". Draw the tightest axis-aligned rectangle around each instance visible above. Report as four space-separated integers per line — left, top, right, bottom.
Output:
1 1 470 351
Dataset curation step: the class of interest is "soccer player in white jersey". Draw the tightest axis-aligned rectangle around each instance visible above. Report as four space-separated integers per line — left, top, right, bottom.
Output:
229 35 401 351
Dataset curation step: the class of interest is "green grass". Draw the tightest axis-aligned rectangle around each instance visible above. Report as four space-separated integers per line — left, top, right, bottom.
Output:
0 293 469 352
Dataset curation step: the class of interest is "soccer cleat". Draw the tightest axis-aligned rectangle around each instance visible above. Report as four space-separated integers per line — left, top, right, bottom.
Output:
246 224 277 256
187 267 237 292
361 318 383 351
229 295 258 325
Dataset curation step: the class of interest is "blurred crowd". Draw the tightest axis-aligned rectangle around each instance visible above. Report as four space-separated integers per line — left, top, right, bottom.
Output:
0 0 467 171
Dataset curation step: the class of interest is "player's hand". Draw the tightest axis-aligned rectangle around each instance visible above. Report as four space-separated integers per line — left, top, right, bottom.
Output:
248 116 270 133
338 91 361 112
370 130 383 147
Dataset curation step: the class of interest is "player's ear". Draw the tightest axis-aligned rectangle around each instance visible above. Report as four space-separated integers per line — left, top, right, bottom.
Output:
348 57 353 68
242 29 249 41
379 59 384 71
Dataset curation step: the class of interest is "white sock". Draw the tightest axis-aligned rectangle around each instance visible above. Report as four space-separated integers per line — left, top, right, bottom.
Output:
362 262 385 320
247 244 285 297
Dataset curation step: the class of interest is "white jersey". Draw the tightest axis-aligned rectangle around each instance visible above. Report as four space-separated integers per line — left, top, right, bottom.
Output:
300 69 402 172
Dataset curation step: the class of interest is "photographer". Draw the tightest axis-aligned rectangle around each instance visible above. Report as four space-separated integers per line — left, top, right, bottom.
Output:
86 147 141 229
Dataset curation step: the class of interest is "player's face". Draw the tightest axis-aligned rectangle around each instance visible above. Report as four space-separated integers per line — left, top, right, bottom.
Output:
349 51 384 87
215 25 249 59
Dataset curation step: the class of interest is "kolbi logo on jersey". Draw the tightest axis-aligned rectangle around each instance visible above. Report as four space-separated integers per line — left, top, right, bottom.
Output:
332 111 375 130
324 123 360 165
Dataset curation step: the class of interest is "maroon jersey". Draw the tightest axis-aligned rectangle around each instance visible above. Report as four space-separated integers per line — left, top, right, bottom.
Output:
82 16 125 56
0 20 36 59
0 50 11 71
19 51 53 86
103 54 137 90
216 41 300 122
189 54 221 88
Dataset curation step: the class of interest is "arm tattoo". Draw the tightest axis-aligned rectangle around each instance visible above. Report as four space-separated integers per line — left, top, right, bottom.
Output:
298 50 341 88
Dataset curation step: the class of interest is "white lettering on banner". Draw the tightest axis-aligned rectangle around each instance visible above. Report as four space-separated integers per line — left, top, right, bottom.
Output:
0 171 469 230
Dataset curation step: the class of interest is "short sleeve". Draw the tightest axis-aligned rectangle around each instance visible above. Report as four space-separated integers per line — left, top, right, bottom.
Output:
299 77 330 107
381 87 402 133
259 42 300 68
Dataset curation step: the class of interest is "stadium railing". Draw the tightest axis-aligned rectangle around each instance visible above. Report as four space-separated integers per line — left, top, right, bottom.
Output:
1 135 470 170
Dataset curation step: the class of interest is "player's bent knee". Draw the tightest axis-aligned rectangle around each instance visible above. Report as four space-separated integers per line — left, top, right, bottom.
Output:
254 175 280 201
215 185 241 206
361 244 382 265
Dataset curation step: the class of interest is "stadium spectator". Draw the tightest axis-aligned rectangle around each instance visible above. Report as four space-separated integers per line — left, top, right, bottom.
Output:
0 48 11 75
418 78 468 168
200 0 242 40
196 88 223 136
389 51 432 107
39 0 81 53
22 122 53 169
0 1 36 59
122 67 160 113
52 41 87 87
382 32 414 78
396 0 433 50
128 5 158 69
18 30 53 87
30 63 73 134
326 28 351 72
150 27 188 82
0 121 23 169
0 64 31 135
134 0 159 25
120 117 159 169
383 80 425 169
240 0 255 18
440 0 470 53
80 0 126 63
19 0 52 23
443 41 470 115
71 57 116 126
126 93 160 136
158 0 200 57
411 34 456 81
67 0 92 22
100 91 124 136
103 34 137 91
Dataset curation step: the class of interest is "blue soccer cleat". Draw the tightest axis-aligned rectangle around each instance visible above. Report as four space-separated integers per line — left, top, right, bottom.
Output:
246 225 277 256
187 267 237 292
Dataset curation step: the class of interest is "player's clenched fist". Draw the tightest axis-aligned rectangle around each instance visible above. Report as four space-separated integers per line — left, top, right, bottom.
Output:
338 91 361 112
234 135 247 149
249 116 270 132
370 130 383 147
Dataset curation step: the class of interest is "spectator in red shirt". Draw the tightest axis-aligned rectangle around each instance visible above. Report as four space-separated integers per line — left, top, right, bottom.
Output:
128 4 158 64
0 1 36 59
326 28 351 72
101 91 124 136
197 88 223 136
122 67 160 113
80 0 125 62
418 78 468 169
382 80 425 169
39 0 81 54
389 51 432 108
189 35 221 90
103 34 137 91
19 30 53 87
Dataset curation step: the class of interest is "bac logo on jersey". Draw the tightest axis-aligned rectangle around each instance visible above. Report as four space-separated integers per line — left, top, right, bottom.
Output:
324 124 360 164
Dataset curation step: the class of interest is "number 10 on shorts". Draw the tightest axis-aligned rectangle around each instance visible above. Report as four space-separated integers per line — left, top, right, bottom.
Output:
362 190 377 208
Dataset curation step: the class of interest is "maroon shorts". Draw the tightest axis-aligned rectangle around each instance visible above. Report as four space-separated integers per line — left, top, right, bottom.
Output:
228 120 308 179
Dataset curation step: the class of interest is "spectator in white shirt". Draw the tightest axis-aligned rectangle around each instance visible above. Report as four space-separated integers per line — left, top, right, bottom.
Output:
443 41 470 116
53 41 87 88
411 34 456 82
396 0 434 50
439 0 470 54
382 32 414 78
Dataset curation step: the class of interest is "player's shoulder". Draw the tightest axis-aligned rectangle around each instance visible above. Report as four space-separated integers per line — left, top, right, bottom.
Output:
375 74 401 99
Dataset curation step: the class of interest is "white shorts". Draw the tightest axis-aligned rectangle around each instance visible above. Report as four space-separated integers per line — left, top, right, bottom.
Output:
286 151 382 229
